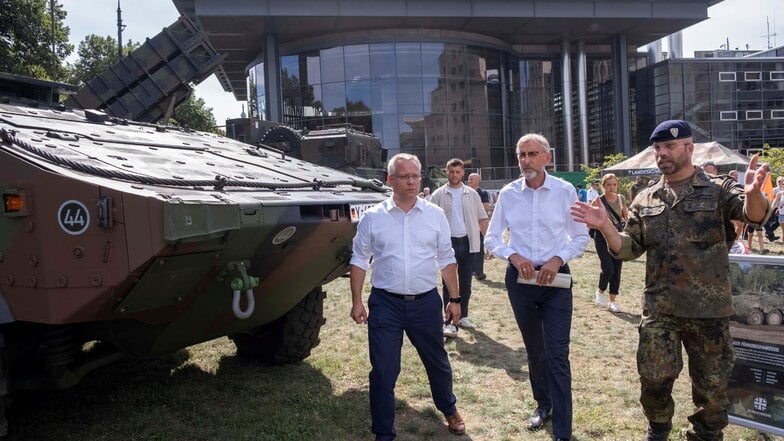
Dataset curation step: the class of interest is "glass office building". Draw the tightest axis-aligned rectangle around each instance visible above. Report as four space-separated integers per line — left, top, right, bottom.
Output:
249 37 521 172
248 33 623 175
634 58 784 153
175 0 725 173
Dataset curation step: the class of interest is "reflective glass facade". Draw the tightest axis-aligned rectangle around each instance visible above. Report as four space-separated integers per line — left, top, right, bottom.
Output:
250 39 523 173
634 59 784 153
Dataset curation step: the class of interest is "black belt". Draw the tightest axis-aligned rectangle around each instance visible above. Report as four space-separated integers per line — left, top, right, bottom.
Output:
376 287 433 301
451 236 468 243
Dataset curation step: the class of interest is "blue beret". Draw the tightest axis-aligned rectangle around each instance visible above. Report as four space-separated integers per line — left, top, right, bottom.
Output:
649 120 692 143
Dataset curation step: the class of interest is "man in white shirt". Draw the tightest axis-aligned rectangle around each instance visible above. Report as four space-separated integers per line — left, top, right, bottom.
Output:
430 159 489 337
586 181 600 202
485 134 590 441
350 153 465 441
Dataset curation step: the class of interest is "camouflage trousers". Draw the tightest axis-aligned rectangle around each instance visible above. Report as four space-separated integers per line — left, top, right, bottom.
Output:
637 314 735 441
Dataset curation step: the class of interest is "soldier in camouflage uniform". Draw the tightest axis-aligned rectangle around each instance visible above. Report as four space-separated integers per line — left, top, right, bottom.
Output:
570 120 771 441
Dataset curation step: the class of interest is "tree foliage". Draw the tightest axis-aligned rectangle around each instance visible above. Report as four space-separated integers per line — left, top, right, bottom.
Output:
580 153 638 198
760 144 784 180
68 34 139 86
0 0 73 80
171 94 222 134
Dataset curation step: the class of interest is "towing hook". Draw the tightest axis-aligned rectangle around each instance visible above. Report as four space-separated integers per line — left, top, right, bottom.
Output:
232 288 255 320
226 261 259 319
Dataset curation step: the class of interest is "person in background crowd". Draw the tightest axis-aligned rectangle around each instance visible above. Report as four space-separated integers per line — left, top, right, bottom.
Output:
630 175 646 202
587 181 600 202
486 133 589 441
728 170 747 239
431 159 488 336
350 153 466 440
576 184 588 203
591 173 628 313
570 119 770 441
701 160 718 175
423 186 432 201
467 172 491 281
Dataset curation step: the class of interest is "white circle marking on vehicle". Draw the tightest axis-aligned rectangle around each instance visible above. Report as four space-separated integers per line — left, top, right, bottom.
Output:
272 226 297 245
58 200 91 235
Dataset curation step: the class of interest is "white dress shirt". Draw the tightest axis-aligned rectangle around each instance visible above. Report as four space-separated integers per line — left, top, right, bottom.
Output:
350 197 456 295
485 172 590 267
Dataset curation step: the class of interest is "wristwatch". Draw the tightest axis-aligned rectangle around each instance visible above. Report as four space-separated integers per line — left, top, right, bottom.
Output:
448 297 462 304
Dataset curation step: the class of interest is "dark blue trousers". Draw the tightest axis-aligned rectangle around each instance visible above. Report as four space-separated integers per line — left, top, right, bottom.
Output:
505 264 573 440
473 233 485 277
368 287 457 441
443 236 474 317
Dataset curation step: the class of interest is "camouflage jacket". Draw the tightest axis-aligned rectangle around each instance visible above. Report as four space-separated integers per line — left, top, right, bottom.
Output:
611 169 770 318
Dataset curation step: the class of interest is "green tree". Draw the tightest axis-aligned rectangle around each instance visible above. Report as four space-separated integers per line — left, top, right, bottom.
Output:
580 153 637 197
0 0 73 80
68 34 140 86
760 144 784 180
171 94 222 135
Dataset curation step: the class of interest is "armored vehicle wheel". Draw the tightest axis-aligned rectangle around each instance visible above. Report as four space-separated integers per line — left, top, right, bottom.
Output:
260 125 302 157
230 287 326 364
765 309 783 326
745 309 764 326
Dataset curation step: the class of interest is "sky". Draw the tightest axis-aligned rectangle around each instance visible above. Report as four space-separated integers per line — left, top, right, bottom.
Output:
61 0 782 127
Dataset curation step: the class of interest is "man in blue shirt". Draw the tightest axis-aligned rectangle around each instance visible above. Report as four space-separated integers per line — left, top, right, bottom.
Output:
576 184 588 203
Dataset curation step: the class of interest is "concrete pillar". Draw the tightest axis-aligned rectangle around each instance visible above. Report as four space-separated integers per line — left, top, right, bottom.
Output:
500 54 511 168
577 39 589 167
612 35 631 157
561 38 574 171
262 28 281 122
647 39 664 65
668 32 683 59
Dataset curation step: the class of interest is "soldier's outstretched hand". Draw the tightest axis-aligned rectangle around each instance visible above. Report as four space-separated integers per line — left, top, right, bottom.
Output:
570 199 607 230
744 154 769 195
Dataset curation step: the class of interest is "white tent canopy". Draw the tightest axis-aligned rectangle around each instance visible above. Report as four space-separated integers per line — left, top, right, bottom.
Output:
604 142 750 176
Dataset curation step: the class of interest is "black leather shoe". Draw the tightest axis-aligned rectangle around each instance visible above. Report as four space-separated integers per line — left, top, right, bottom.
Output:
527 407 551 431
646 421 672 441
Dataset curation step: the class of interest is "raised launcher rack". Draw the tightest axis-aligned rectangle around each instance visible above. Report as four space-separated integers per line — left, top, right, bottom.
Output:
65 15 224 123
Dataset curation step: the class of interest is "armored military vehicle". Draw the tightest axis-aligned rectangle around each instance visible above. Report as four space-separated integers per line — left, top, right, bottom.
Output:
732 293 784 326
0 100 387 435
259 123 388 182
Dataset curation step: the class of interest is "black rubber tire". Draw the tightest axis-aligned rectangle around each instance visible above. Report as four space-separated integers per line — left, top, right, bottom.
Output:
745 309 764 326
765 309 783 326
230 287 326 364
259 125 302 157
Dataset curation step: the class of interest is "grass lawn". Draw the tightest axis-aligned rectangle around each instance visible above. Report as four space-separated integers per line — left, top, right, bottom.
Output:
6 241 784 441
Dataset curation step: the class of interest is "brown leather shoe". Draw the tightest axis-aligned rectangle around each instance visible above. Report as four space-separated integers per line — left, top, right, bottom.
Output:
445 411 466 435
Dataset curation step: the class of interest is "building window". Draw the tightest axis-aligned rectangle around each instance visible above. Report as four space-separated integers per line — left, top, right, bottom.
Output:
744 72 762 81
720 111 738 121
772 110 784 119
719 72 736 82
772 71 784 81
746 110 763 120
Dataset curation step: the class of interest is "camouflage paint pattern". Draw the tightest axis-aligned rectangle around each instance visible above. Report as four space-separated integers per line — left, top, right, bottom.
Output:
609 168 768 441
612 169 770 318
638 315 734 441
